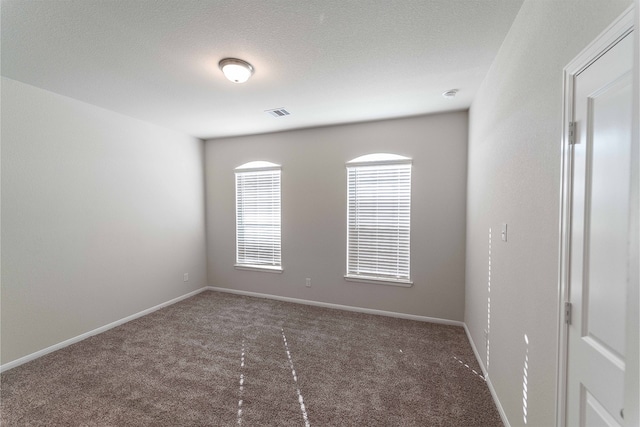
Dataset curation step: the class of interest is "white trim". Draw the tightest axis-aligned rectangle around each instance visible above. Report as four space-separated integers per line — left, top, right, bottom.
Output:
563 8 634 79
206 286 463 327
0 287 208 373
625 3 640 426
463 324 489 379
344 274 413 287
464 324 511 427
557 7 635 426
234 264 283 273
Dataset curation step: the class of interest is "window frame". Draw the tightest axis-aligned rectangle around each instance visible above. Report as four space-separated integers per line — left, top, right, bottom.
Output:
234 162 283 273
345 154 413 287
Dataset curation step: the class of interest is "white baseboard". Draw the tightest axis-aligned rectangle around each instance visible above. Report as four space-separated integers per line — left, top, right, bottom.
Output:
464 324 510 427
206 286 464 327
0 287 208 373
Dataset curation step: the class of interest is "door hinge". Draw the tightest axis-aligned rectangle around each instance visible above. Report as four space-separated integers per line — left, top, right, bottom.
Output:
565 302 572 325
569 122 577 145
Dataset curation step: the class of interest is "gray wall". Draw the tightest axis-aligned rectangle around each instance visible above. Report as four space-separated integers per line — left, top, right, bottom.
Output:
1 78 208 364
205 112 468 321
465 0 633 426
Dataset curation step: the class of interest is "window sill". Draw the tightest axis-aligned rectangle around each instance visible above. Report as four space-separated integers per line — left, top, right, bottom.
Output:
235 264 283 274
344 275 413 287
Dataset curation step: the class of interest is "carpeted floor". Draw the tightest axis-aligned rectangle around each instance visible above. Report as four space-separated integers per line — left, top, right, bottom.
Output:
1 291 502 426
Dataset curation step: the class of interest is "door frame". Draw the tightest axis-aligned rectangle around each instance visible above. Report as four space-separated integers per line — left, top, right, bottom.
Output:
557 6 635 426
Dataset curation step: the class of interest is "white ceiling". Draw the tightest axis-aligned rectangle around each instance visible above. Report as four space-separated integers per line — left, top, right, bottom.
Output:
1 0 524 140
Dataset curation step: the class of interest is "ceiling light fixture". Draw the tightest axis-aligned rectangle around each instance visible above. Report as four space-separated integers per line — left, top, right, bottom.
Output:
442 89 459 98
219 58 254 83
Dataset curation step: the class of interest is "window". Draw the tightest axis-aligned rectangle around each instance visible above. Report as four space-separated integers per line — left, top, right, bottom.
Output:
235 161 282 272
345 153 412 285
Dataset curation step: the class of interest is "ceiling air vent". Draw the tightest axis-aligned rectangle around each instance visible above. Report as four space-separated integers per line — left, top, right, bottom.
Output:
265 108 291 118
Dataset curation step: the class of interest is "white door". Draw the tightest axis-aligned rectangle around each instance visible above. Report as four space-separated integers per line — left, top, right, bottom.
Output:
566 32 634 426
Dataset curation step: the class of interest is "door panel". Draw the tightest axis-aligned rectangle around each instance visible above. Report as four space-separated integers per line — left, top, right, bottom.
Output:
586 75 632 359
567 33 633 427
583 388 622 427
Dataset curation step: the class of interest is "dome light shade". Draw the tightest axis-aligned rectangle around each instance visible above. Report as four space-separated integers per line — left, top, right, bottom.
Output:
219 58 254 83
442 89 459 98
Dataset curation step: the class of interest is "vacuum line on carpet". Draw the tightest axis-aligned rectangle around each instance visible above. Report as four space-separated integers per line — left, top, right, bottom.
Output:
281 328 310 427
237 338 246 425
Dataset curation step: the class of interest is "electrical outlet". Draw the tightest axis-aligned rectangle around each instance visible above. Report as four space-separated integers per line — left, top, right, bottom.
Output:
183 273 189 282
305 278 311 287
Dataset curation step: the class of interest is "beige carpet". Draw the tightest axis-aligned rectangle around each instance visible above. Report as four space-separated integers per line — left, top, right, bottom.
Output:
1 291 502 426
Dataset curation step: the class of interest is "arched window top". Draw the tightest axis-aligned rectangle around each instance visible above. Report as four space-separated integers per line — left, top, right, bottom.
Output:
235 161 281 171
347 153 411 167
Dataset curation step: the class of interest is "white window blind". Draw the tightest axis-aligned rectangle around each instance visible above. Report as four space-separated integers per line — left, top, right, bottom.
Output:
346 158 411 284
235 165 282 271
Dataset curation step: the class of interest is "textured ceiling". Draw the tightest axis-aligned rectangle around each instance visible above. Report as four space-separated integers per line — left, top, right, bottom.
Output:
1 0 524 140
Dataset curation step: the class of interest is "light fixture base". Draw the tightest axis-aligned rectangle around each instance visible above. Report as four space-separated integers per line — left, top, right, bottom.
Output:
442 89 459 98
219 58 254 83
